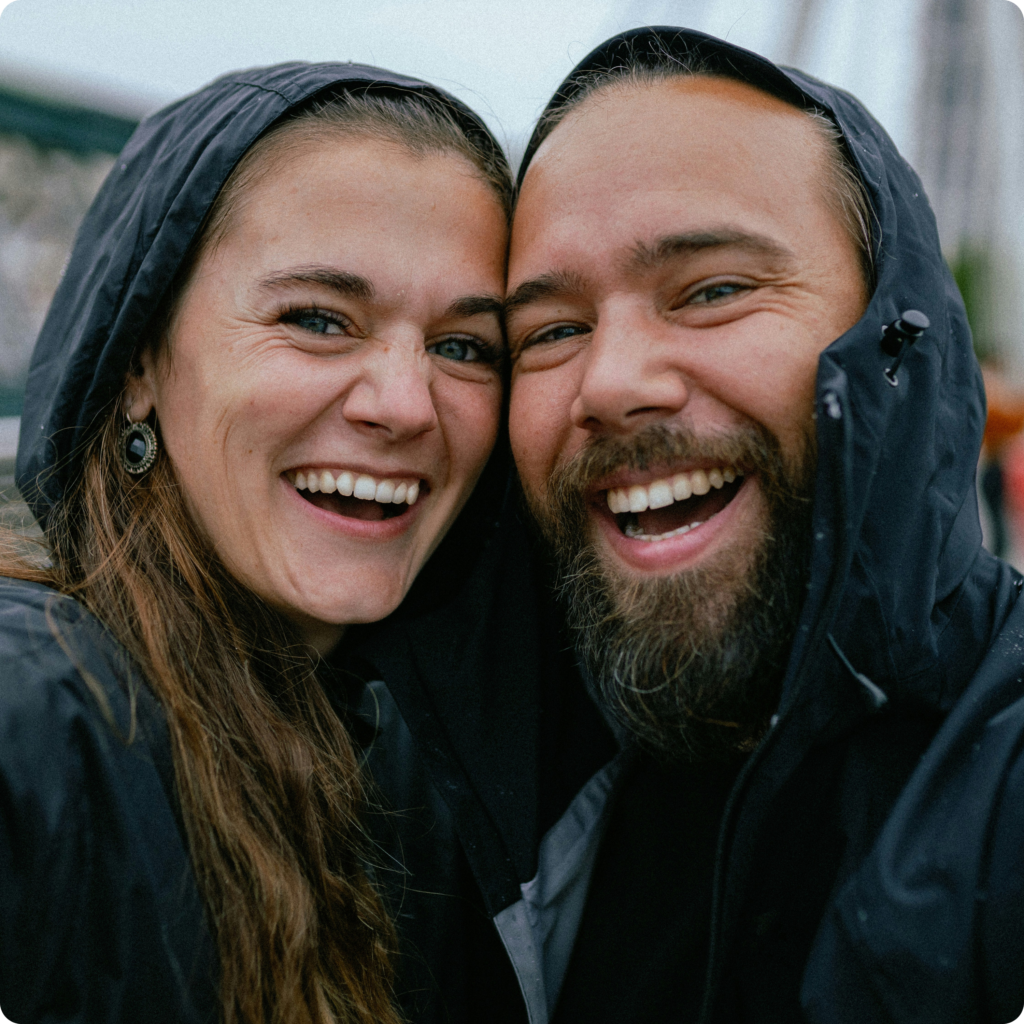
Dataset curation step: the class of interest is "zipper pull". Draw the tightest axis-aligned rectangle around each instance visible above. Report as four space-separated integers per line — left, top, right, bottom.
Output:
827 634 888 711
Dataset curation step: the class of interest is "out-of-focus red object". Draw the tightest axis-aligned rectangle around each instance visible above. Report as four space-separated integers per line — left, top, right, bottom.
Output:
1002 438 1024 520
982 366 1024 456
985 368 1024 544
1003 438 1024 512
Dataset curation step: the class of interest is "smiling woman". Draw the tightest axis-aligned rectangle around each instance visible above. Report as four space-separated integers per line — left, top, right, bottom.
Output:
0 65 510 1024
132 101 506 652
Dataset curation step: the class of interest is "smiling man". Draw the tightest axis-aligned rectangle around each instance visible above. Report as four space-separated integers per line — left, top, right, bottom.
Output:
509 68 868 764
505 27 1024 1024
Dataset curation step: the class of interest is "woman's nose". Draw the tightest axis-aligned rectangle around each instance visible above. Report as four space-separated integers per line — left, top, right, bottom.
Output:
341 336 439 440
570 310 690 434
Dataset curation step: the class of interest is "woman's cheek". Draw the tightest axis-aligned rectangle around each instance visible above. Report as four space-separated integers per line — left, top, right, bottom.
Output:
467 378 504 470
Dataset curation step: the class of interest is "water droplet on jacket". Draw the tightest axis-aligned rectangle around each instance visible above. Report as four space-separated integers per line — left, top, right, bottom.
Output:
823 391 842 419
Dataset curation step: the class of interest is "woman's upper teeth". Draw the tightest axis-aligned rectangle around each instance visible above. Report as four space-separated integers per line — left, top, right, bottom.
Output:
605 466 741 514
290 469 420 505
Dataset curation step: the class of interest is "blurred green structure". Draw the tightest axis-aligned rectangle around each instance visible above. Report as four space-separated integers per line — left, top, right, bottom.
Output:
948 244 996 364
0 79 138 417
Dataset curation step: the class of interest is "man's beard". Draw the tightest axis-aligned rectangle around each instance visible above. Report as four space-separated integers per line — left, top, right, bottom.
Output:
525 423 815 763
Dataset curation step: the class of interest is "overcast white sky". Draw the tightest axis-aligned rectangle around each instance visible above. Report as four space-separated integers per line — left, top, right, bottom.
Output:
0 0 959 158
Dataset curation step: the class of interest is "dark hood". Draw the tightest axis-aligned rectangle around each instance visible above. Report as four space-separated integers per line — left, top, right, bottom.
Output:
517 26 993 716
15 61 504 528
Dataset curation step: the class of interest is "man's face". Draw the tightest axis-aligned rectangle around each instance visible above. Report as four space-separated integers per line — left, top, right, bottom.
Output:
506 77 868 758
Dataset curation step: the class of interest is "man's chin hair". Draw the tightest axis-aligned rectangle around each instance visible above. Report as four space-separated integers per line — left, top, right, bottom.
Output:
556 514 808 762
527 423 814 764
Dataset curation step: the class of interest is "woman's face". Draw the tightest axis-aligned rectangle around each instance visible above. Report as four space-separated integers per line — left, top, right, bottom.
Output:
132 137 507 652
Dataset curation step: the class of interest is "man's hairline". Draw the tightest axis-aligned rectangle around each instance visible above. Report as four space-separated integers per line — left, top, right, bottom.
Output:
516 69 875 292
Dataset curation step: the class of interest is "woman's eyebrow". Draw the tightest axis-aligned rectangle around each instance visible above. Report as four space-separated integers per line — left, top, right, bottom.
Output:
258 265 375 301
256 271 500 320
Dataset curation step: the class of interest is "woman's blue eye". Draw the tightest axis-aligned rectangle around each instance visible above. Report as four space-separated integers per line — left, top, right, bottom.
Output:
430 337 480 362
294 315 344 334
281 308 348 335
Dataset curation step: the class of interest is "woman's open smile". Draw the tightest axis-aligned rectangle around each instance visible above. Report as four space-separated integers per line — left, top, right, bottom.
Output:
283 464 427 538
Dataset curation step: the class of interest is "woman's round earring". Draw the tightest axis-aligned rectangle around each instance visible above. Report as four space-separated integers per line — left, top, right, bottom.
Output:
120 420 158 475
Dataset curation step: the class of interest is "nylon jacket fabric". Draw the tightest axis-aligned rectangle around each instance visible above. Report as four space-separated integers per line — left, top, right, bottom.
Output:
0 578 218 1024
501 27 1024 1024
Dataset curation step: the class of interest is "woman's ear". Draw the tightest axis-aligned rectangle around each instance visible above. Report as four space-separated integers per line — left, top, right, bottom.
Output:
125 346 159 421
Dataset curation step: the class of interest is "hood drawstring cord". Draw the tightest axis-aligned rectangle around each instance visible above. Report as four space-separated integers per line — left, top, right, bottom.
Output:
827 633 889 711
881 310 930 386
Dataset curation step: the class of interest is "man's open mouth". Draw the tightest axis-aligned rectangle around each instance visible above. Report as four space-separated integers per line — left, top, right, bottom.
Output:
287 468 425 522
603 465 745 541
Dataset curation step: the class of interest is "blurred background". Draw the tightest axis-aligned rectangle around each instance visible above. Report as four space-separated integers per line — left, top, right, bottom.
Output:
1 0 1022 554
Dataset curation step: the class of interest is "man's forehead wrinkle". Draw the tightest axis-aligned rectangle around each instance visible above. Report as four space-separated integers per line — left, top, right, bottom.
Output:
626 230 799 274
504 269 589 314
258 266 375 301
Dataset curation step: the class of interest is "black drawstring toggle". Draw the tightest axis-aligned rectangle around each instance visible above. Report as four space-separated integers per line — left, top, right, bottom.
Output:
881 309 929 386
827 634 889 711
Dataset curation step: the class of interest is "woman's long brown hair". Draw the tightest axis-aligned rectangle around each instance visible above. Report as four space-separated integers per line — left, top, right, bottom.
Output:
1 90 512 1024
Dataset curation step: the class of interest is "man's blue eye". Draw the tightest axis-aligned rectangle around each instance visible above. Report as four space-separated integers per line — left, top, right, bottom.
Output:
537 324 588 343
691 283 745 305
430 338 479 362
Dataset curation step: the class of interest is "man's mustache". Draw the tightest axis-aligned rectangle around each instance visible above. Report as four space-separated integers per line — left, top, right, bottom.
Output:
545 422 812 508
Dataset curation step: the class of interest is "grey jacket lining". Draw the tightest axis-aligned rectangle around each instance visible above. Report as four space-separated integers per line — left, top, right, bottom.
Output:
494 754 628 1024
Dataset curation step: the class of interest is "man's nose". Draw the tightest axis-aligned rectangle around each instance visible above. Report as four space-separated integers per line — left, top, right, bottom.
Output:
570 308 689 433
341 335 439 440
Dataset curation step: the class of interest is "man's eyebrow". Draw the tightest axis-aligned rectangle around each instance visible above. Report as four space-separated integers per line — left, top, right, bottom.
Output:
504 270 588 314
503 232 794 315
258 266 375 301
445 294 504 319
627 230 797 271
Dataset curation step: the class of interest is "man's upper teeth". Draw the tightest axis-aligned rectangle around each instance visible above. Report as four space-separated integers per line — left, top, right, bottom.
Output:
291 469 420 505
606 466 740 514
